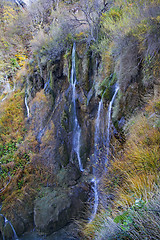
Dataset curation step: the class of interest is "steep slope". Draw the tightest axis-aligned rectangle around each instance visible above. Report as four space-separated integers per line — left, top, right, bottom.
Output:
0 0 160 239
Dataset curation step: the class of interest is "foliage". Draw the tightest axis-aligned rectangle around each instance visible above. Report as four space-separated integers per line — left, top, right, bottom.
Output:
0 0 31 96
107 100 160 205
82 98 160 239
0 90 25 144
113 192 160 240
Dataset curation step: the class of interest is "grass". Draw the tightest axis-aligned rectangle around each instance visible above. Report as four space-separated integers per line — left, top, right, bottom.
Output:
82 98 160 239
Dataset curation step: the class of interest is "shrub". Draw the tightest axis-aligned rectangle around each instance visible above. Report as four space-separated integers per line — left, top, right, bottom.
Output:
0 90 25 144
82 99 160 239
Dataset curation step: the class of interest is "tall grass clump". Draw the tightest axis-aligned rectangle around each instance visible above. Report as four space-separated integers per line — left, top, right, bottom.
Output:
82 98 160 239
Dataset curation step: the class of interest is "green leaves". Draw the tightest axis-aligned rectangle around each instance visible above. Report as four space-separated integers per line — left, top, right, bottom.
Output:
114 211 133 231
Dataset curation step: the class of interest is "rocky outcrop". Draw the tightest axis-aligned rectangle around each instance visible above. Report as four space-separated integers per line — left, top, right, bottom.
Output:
34 182 90 235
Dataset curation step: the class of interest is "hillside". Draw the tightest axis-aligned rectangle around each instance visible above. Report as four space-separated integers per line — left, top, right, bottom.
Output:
0 0 160 239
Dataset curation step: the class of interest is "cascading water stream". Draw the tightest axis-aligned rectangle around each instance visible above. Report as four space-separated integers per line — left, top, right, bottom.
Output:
105 85 119 168
89 178 99 223
89 98 104 223
70 43 83 172
44 78 50 92
25 94 30 118
94 98 103 166
4 217 19 240
0 211 18 240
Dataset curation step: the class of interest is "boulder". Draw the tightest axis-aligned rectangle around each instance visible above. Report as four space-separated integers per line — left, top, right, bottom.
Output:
34 183 89 235
0 214 5 233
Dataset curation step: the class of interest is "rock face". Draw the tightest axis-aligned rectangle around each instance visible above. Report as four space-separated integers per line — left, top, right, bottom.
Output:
34 183 90 235
27 44 98 172
0 214 5 240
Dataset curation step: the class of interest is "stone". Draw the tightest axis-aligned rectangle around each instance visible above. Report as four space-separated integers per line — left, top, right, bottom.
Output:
12 217 25 236
56 163 81 187
0 214 5 233
34 183 89 235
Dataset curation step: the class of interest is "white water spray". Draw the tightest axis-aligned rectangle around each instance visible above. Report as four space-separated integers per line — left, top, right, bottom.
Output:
105 85 119 167
71 43 83 172
25 95 30 118
89 178 99 223
94 98 103 158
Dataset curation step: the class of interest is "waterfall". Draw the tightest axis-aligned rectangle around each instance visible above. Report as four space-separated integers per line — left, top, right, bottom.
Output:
71 43 83 172
105 85 119 167
5 81 11 93
4 217 19 240
44 78 50 92
94 98 103 165
89 178 99 223
89 98 103 222
25 94 30 118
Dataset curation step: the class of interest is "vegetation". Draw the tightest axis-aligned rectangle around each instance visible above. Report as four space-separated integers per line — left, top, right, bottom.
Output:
0 0 160 238
82 99 160 239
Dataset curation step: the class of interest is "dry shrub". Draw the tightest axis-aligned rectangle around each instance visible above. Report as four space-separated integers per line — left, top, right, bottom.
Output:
111 105 160 205
128 192 160 240
19 131 38 153
89 99 160 239
81 208 122 240
0 90 25 144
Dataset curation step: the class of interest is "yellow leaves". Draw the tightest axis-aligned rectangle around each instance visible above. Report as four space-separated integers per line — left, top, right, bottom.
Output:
75 31 85 39
0 90 25 144
108 8 122 22
3 6 17 24
15 53 27 67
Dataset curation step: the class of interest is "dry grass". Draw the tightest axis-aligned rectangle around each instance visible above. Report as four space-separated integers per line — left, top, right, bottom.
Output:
0 90 25 144
82 98 160 239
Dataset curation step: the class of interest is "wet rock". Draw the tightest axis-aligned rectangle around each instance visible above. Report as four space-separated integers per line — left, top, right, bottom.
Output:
12 217 25 236
34 183 89 235
0 214 5 233
0 231 2 240
57 163 81 187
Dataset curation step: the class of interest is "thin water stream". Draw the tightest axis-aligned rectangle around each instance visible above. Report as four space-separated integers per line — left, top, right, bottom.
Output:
89 97 104 222
25 94 30 118
70 43 83 172
105 85 119 168
89 85 119 222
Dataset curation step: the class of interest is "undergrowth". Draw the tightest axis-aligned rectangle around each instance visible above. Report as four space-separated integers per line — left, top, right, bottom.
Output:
82 98 160 239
